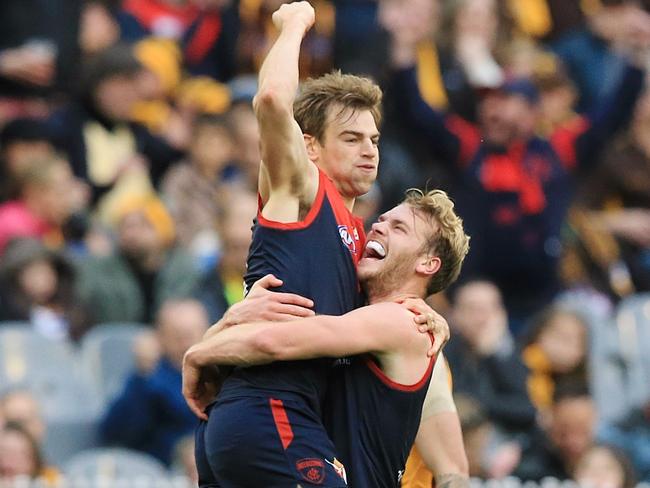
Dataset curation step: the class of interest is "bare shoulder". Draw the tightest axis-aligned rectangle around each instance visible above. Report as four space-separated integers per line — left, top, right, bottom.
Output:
365 302 428 349
361 301 413 323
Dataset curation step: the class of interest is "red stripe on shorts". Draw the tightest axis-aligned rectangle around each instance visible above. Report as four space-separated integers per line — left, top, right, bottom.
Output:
269 398 294 450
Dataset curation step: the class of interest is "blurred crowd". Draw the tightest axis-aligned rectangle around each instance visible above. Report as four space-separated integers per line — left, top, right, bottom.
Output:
1 0 650 486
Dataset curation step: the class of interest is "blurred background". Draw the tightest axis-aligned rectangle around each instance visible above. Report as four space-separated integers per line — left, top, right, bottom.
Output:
1 0 650 486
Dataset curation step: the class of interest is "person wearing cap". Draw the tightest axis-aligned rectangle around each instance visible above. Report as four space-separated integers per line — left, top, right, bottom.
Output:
386 14 646 328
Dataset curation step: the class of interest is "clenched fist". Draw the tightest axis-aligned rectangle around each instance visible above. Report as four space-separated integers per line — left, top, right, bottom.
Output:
272 1 315 34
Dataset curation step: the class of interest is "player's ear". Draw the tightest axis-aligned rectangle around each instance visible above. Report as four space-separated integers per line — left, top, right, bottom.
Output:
416 255 441 277
304 134 320 161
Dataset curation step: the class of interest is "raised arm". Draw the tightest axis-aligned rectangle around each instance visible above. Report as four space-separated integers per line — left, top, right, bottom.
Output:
573 61 645 169
380 1 466 166
254 1 319 202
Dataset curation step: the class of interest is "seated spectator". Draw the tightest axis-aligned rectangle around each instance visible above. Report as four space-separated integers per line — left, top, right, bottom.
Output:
48 44 182 224
455 394 522 480
0 156 79 253
0 423 47 484
76 194 201 325
194 189 256 322
445 279 537 433
592 292 650 480
0 118 57 202
0 389 60 485
161 114 235 258
0 239 89 340
100 299 208 466
522 306 588 413
573 444 636 488
0 389 45 445
514 381 597 481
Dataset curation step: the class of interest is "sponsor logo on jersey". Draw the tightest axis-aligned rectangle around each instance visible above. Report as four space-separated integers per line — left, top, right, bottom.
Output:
296 458 325 484
397 469 404 483
338 225 358 255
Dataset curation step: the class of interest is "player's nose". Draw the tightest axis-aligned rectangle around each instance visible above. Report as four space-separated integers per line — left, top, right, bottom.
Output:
370 220 387 236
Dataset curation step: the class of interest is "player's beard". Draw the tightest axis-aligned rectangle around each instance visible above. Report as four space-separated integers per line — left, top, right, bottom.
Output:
362 251 417 301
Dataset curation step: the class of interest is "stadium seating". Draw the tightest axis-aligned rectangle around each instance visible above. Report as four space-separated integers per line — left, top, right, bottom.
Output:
62 448 172 487
79 322 149 403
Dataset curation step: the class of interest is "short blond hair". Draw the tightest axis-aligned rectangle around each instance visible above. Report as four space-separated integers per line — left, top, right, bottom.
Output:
405 189 470 295
293 71 382 143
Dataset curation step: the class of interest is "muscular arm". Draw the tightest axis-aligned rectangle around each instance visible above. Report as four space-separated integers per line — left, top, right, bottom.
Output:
185 303 420 368
253 2 318 202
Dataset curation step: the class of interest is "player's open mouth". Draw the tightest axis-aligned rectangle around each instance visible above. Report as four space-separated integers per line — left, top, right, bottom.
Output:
364 240 386 260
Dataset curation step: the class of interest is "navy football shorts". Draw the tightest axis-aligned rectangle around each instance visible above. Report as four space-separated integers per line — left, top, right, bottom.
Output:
196 397 348 488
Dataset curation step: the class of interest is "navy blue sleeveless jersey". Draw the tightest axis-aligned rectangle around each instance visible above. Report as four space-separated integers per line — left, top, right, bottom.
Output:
196 169 365 488
324 353 435 488
217 169 365 413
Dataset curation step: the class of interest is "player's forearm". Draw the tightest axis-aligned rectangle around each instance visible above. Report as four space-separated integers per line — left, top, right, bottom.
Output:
255 25 305 115
186 323 278 368
435 473 470 488
202 317 228 341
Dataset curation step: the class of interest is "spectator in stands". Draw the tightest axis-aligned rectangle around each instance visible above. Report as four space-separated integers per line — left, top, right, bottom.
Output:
455 393 522 479
161 113 235 258
0 118 57 202
522 307 588 413
0 389 45 445
589 294 650 480
0 0 83 122
0 423 45 483
576 89 650 294
445 280 537 433
100 298 208 466
573 444 636 488
237 0 332 79
194 189 256 322
0 156 79 253
385 9 646 326
552 1 650 112
76 194 201 325
514 381 598 481
48 44 182 224
117 0 239 81
227 102 261 192
0 239 89 340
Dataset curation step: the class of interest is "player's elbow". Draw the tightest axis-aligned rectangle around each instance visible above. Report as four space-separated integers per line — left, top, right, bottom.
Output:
253 86 293 119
